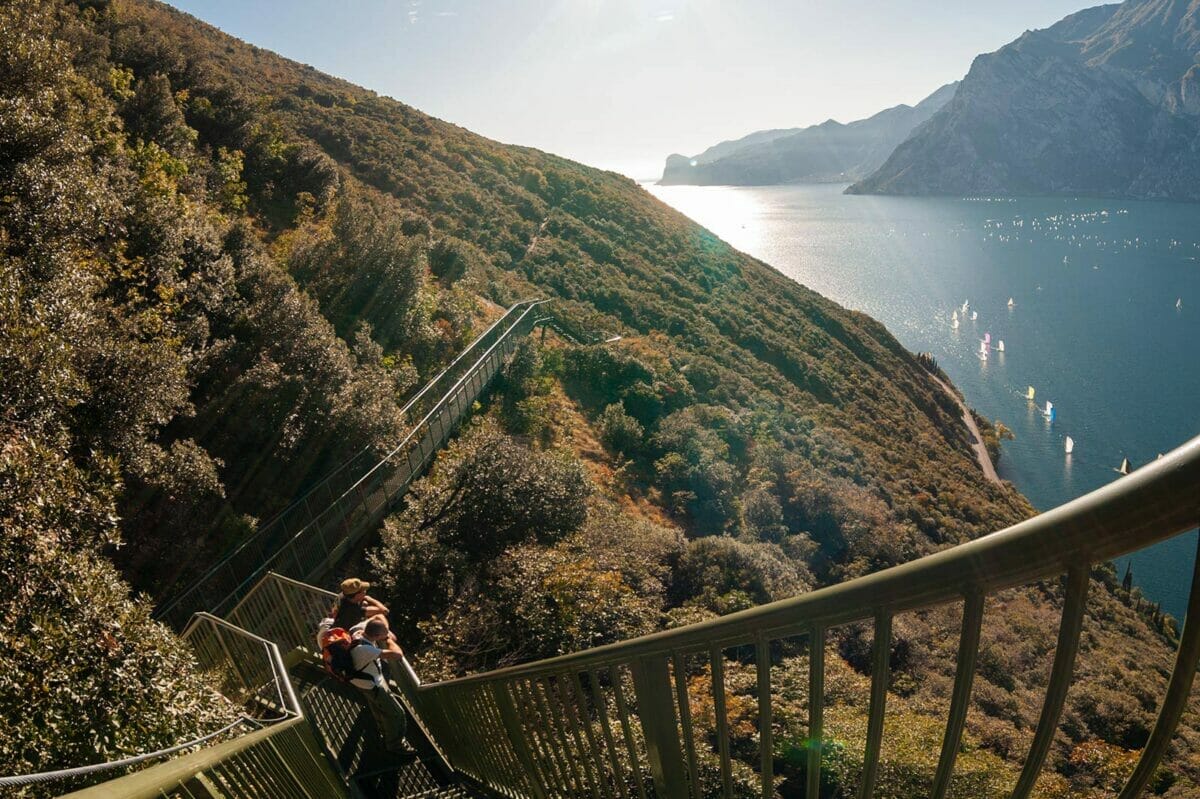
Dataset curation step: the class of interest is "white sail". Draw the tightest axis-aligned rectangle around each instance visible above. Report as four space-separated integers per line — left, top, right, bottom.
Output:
952 310 959 322
1026 386 1035 400
1118 457 1130 475
1044 400 1053 415
1064 436 1074 454
998 340 1005 352
1178 298 1184 310
1007 297 1015 307
952 317 959 329
979 341 987 353
970 311 978 321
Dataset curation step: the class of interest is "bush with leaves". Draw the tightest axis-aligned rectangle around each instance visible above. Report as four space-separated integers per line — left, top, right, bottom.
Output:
370 421 591 629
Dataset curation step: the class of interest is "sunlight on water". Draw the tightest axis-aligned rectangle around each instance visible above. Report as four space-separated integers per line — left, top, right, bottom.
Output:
648 182 1200 619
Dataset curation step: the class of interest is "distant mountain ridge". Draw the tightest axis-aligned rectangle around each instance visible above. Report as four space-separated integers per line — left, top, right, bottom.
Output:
658 82 958 186
848 0 1200 199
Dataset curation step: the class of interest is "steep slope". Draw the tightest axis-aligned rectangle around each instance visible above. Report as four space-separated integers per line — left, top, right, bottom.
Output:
5 0 1199 791
659 82 957 185
849 0 1200 199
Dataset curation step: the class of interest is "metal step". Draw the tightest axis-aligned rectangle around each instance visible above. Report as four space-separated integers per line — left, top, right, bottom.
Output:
288 660 448 798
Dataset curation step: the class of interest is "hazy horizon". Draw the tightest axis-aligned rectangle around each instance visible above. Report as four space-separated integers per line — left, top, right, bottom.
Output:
167 0 1090 180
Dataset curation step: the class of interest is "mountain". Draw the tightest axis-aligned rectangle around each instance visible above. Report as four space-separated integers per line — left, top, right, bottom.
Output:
5 0 1198 792
848 0 1200 199
658 82 958 185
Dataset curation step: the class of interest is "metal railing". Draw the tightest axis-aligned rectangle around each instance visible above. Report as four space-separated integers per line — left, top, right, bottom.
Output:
156 299 550 628
52 432 1198 798
399 433 1200 799
55 614 345 799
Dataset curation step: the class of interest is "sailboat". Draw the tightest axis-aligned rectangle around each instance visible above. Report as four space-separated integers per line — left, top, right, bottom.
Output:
952 315 959 330
1043 400 1055 421
1064 436 1074 455
1115 457 1131 475
970 311 978 321
978 341 988 361
1026 386 1036 401
952 309 959 322
998 340 1005 352
1007 297 1015 308
1177 298 1184 310
962 300 970 314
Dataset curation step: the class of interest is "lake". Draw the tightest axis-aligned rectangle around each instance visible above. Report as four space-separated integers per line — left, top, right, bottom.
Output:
647 182 1200 620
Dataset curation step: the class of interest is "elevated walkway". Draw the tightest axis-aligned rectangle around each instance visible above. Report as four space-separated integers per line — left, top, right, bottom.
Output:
7 295 1200 798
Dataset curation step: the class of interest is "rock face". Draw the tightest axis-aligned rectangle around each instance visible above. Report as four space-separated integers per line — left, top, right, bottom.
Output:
848 0 1200 200
658 83 958 185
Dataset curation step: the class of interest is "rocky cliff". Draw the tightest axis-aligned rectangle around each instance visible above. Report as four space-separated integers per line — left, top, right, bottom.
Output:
848 0 1200 199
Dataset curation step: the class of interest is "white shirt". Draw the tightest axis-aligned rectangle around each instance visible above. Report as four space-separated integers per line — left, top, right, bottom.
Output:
348 621 387 690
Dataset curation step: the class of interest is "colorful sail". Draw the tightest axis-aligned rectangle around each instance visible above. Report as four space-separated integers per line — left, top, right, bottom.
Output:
983 332 991 344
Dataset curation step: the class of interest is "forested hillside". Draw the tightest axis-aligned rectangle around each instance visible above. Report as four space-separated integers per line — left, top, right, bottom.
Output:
1 0 1196 795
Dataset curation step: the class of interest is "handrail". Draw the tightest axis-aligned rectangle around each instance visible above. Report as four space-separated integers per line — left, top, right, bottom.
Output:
11 611 344 797
406 432 1199 799
424 433 1200 685
155 299 549 626
64 431 1196 797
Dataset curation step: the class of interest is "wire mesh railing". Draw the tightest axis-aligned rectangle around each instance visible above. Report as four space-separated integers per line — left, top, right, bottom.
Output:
7 612 345 798
155 299 549 628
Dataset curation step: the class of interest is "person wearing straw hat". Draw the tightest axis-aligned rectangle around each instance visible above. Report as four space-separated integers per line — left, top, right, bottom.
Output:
331 577 389 631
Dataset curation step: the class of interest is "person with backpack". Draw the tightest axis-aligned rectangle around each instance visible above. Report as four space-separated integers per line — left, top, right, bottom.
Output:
330 577 389 631
317 615 408 755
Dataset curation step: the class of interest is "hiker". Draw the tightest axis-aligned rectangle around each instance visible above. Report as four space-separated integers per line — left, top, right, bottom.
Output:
330 577 389 630
317 615 409 754
348 617 409 754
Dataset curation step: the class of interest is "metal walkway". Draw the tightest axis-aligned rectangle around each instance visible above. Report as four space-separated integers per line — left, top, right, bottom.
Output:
9 294 1199 798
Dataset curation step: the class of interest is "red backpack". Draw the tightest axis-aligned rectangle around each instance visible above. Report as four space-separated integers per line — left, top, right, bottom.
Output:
319 627 374 685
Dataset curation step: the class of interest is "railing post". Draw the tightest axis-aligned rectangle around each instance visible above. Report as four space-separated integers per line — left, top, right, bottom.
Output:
493 683 550 799
1010 565 1089 799
1119 533 1200 798
858 612 892 799
807 626 825 799
932 591 985 799
630 657 689 799
755 635 773 799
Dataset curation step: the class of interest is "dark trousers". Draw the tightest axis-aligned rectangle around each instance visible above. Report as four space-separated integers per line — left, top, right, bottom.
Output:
362 685 407 753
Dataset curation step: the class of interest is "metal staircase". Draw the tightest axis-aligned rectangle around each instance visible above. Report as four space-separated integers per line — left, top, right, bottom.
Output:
8 294 1199 798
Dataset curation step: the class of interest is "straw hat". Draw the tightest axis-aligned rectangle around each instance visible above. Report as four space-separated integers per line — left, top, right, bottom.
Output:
340 577 370 596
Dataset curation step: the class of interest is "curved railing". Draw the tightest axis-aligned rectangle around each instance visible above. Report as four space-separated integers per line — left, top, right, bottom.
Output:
51 434 1197 798
403 433 1200 799
27 614 345 799
156 299 550 627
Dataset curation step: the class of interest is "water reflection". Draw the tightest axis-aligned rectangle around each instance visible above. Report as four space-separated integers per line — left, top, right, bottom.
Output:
647 181 1200 618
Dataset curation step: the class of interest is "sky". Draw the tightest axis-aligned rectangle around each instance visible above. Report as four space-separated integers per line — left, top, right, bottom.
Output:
167 0 1091 180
